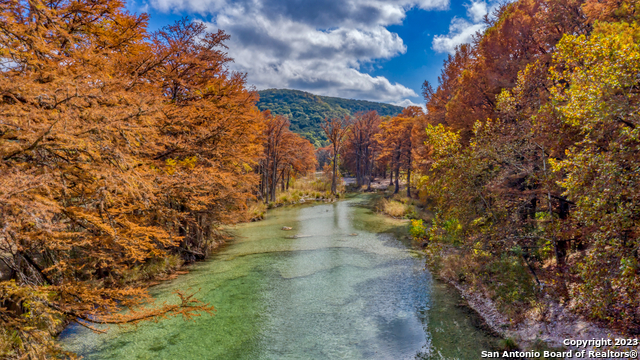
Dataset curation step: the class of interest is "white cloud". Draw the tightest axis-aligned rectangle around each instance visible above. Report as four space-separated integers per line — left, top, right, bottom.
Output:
431 0 510 54
147 0 451 104
209 15 418 102
392 99 426 111
466 1 488 22
432 17 484 54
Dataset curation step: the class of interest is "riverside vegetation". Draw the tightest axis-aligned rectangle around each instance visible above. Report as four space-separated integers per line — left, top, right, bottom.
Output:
2 0 640 358
0 0 319 357
333 0 640 339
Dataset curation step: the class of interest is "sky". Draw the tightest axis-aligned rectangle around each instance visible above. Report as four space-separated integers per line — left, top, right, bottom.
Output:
127 0 504 107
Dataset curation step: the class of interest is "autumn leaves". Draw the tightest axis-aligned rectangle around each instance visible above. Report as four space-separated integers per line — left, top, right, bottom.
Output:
415 0 640 332
315 107 424 197
0 0 261 356
259 112 316 203
2 0 640 357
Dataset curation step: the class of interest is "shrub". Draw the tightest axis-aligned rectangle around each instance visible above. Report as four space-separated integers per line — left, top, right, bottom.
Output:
409 219 428 240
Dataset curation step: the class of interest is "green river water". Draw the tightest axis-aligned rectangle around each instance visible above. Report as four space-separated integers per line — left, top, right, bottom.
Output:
59 196 498 359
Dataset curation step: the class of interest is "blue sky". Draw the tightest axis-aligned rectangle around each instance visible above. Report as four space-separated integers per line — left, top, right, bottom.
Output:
127 0 500 107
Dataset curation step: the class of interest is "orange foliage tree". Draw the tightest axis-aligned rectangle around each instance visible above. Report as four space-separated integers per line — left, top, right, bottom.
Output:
321 116 351 194
378 107 423 195
342 111 381 190
412 0 640 331
258 111 316 202
0 0 262 356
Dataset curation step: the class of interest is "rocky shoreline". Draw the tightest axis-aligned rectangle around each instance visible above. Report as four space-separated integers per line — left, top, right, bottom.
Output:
439 268 639 360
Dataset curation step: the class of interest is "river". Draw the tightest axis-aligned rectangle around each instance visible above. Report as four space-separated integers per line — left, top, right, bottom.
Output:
59 195 498 359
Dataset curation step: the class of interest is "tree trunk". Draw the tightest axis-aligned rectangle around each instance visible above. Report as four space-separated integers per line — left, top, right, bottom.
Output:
271 158 278 202
555 239 569 267
366 154 373 191
355 147 361 187
406 166 411 197
394 165 399 194
331 153 338 194
389 167 394 187
262 164 269 203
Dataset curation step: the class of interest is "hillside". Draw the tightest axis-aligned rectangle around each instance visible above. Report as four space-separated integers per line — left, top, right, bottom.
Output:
256 89 404 147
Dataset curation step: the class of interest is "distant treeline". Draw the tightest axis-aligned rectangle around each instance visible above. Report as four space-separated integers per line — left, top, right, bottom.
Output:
257 89 404 147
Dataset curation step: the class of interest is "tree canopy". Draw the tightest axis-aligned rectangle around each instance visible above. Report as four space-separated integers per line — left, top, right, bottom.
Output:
0 0 270 357
413 0 640 332
331 0 640 334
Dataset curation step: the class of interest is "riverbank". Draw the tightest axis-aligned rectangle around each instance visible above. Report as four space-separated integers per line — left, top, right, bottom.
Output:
363 187 640 359
247 174 343 221
50 183 341 352
54 186 635 359
432 246 640 359
59 194 501 359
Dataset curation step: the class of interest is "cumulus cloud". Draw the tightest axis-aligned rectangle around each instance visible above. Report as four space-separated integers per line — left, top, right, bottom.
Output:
432 17 484 54
466 0 488 22
431 0 509 54
147 0 450 104
392 99 427 111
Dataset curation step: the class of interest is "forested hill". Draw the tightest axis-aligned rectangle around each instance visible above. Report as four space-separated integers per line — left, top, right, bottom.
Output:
257 89 404 147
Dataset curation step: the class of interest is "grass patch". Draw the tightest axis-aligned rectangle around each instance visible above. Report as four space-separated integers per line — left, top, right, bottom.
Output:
250 174 342 216
381 198 409 217
247 202 266 221
373 194 421 219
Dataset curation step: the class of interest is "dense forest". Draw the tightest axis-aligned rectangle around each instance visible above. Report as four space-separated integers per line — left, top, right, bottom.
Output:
257 89 403 147
418 0 640 333
0 1 316 357
333 0 640 335
2 0 640 357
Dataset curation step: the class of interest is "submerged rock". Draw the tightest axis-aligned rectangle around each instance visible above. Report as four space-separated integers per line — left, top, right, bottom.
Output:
284 234 312 239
